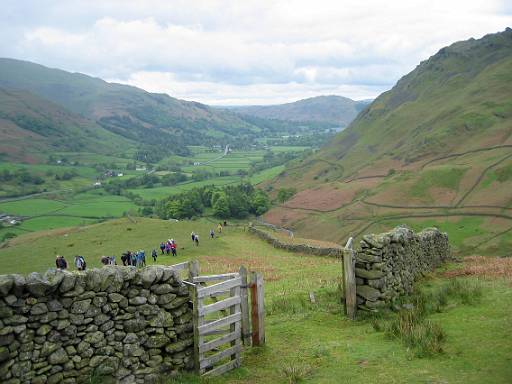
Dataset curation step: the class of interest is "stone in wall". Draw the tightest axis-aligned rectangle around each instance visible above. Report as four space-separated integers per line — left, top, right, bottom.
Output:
0 265 194 384
355 226 450 311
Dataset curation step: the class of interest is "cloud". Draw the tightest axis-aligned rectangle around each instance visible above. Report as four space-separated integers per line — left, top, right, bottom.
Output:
1 0 511 104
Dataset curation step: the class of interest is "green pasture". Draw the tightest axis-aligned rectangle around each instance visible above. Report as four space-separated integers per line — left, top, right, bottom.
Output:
0 198 67 216
249 165 285 184
18 216 98 232
127 176 242 200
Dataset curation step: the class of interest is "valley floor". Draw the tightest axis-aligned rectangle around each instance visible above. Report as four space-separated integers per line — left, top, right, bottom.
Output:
0 218 511 383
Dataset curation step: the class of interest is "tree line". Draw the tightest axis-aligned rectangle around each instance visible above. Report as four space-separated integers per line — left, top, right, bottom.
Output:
153 183 270 220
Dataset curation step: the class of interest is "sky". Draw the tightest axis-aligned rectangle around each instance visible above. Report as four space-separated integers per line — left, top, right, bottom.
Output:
1 1 511 105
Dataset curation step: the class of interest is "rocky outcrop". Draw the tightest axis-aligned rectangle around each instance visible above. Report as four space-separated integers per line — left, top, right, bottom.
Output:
355 226 450 310
248 226 341 257
0 266 194 384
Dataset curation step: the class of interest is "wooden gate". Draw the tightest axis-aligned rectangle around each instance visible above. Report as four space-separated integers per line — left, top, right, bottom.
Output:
191 272 243 376
173 261 264 377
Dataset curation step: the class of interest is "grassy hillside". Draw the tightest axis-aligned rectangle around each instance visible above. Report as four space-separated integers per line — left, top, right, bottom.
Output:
0 87 134 162
0 218 510 383
230 95 370 127
263 28 512 255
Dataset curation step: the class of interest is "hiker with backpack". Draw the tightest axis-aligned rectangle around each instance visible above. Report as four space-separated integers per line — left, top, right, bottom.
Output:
160 242 165 254
170 240 177 256
165 242 171 255
55 255 68 270
217 223 223 233
210 229 215 239
74 255 86 271
152 249 158 262
131 252 137 266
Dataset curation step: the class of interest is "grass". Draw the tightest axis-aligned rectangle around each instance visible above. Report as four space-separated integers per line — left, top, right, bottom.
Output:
249 165 285 185
0 198 67 216
0 217 510 383
409 166 468 198
370 278 483 358
18 216 98 231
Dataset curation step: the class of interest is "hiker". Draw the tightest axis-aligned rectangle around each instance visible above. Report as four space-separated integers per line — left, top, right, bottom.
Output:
110 255 117 265
55 255 68 270
223 220 227 227
217 223 222 233
131 252 137 266
121 251 131 266
171 240 177 256
165 242 171 255
74 255 86 271
152 249 158 262
210 229 215 239
137 250 146 267
160 242 165 254
195 234 199 246
191 232 196 242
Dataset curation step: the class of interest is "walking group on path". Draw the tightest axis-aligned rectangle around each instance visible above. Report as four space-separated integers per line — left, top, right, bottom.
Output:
54 222 229 272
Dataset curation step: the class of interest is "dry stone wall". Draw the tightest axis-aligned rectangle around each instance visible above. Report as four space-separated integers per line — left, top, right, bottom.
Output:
248 226 341 257
0 266 194 384
355 226 450 310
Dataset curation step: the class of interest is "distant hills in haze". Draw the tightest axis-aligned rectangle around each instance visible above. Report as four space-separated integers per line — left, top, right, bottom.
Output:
227 95 371 128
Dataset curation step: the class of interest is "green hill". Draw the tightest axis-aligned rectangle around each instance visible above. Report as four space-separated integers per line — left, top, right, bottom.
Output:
229 95 370 128
0 58 264 158
0 87 133 162
264 28 512 256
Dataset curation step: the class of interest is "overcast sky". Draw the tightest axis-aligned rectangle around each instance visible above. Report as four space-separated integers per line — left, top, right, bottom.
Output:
1 1 511 105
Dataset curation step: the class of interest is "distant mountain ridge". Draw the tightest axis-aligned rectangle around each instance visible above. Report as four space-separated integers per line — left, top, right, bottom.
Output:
228 95 371 127
0 58 263 159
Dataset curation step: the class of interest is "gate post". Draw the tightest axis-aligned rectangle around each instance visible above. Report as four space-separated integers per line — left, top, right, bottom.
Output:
188 259 200 281
239 266 251 346
191 282 200 373
343 237 357 320
250 272 265 346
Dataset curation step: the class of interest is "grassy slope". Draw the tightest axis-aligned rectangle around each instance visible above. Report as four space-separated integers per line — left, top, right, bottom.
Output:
0 88 134 162
263 29 512 254
0 218 510 383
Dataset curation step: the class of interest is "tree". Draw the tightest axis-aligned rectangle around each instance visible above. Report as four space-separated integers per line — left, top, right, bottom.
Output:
212 194 230 218
277 188 296 203
251 190 270 215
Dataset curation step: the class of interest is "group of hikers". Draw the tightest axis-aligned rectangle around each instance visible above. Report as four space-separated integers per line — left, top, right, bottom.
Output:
54 221 228 272
159 239 178 257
